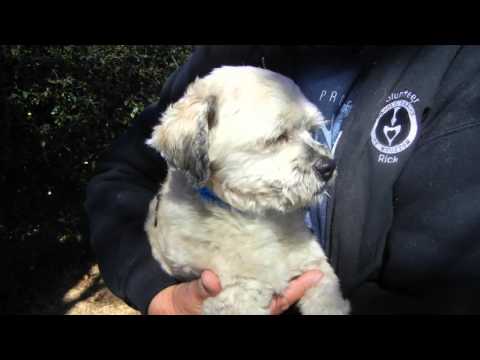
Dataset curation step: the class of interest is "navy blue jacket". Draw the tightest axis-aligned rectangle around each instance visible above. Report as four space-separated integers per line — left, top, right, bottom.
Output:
85 46 480 314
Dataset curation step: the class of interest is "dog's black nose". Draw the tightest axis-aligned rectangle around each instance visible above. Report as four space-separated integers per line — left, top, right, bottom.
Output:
313 158 336 181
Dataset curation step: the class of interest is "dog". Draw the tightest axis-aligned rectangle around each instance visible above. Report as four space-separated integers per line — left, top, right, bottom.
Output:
145 66 350 314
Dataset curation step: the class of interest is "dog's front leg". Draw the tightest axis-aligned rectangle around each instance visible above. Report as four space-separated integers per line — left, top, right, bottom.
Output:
297 260 351 315
202 278 273 315
288 239 351 315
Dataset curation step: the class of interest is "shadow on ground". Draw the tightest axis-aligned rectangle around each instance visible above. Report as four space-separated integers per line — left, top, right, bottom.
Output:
2 219 139 315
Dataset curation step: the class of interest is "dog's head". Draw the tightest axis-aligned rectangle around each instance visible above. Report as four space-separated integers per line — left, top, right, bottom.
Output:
147 66 336 213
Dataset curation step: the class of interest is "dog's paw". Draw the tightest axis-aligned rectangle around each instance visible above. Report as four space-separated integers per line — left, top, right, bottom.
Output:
299 295 350 315
201 280 273 315
202 297 270 315
298 282 351 315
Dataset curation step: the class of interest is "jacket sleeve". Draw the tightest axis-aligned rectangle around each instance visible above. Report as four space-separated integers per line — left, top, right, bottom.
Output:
349 69 480 314
84 46 252 313
85 47 206 313
84 96 174 313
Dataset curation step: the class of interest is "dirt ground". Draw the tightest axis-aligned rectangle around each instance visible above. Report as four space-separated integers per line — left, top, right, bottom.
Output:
62 264 140 315
4 238 142 315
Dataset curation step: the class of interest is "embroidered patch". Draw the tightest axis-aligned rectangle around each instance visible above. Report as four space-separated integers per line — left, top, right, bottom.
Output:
371 99 418 155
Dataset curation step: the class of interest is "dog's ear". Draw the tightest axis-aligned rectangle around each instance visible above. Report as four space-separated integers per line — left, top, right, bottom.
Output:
147 81 215 185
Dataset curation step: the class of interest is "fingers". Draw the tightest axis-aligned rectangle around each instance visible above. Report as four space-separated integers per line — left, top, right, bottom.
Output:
282 270 323 303
173 270 222 314
270 295 290 315
270 270 323 315
149 270 222 315
151 269 322 315
193 270 223 300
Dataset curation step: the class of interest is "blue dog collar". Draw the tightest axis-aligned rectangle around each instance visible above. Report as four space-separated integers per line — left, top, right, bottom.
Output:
197 186 231 210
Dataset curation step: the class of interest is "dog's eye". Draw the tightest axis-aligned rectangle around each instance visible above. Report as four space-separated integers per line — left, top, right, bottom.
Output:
276 132 289 143
264 132 290 147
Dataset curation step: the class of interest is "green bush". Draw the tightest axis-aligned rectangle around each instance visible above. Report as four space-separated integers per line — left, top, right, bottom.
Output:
1 45 193 313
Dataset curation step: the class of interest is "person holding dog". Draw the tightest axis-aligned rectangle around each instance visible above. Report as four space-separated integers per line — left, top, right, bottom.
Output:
85 46 480 314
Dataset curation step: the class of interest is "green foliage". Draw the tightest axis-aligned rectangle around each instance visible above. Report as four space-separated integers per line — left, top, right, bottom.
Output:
0 45 193 313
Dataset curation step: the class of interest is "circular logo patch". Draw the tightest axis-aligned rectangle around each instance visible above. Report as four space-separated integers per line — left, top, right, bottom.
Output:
371 99 418 154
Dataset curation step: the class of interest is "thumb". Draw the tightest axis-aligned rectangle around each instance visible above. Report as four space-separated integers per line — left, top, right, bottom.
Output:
282 270 323 303
270 270 323 314
193 270 222 300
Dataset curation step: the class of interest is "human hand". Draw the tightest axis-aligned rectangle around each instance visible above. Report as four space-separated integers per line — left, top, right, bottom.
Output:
269 270 324 315
147 269 323 315
147 270 222 315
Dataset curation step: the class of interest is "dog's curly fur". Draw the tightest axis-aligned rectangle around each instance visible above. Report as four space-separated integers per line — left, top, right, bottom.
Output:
145 66 350 314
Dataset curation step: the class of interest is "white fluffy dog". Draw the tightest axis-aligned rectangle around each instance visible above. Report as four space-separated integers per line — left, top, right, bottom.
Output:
145 66 350 315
